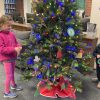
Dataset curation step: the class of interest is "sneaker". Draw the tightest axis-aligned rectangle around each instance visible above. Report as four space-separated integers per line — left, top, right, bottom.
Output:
92 77 98 82
97 82 100 89
4 92 17 98
11 85 23 91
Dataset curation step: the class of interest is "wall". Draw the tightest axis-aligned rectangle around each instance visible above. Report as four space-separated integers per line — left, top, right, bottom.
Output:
16 0 24 17
90 0 100 39
23 0 32 23
0 0 4 17
85 0 92 17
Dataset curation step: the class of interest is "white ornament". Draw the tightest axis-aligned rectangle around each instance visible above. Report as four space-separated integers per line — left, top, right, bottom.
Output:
67 27 75 37
34 56 40 62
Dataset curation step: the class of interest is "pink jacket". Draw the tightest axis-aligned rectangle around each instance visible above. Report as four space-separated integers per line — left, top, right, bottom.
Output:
0 30 20 61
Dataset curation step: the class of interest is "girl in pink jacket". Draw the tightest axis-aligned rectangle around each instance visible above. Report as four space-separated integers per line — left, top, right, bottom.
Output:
0 15 22 98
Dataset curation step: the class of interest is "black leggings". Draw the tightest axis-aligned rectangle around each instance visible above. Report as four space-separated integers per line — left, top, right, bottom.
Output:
96 58 100 81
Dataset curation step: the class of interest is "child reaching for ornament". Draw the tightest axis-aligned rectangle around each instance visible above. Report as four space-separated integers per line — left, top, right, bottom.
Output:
92 44 100 88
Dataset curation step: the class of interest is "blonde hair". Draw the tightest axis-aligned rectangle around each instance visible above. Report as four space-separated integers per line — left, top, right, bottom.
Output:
0 15 12 28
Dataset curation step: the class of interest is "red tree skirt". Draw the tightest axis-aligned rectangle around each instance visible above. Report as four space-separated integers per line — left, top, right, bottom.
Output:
37 77 76 100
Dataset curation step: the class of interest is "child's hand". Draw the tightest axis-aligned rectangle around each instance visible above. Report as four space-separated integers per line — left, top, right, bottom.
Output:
18 46 22 51
97 55 100 58
14 47 22 56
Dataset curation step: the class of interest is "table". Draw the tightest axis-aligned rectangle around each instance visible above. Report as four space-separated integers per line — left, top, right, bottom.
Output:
12 22 32 31
82 35 98 67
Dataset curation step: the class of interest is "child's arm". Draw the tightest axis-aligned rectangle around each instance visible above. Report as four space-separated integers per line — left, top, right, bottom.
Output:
15 47 22 56
97 54 100 58
0 36 16 55
12 32 22 56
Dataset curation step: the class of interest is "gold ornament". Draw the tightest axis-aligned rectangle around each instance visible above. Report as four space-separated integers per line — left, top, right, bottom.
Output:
76 36 79 38
56 9 61 15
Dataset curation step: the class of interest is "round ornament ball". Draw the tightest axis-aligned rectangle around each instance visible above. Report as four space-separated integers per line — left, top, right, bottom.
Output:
67 27 75 37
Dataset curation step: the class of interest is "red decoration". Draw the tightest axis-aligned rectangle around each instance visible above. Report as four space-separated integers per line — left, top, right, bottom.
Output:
57 50 62 59
37 76 76 100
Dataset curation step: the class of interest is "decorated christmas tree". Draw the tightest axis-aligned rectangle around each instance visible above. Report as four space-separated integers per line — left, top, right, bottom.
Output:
17 0 92 99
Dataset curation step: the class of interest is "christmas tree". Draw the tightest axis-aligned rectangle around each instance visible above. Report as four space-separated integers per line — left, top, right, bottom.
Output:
18 0 92 99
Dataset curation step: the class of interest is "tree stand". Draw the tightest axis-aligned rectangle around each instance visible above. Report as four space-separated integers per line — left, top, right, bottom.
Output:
37 76 76 100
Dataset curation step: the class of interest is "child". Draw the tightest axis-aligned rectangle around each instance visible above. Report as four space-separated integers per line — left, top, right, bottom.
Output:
93 43 100 88
0 15 22 98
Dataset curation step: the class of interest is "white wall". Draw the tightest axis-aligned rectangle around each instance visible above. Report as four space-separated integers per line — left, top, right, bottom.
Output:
90 0 100 38
24 0 32 23
0 0 5 17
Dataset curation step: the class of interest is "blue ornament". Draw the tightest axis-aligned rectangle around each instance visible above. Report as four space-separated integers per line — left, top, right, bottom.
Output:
43 0 47 3
43 17 48 21
66 45 70 50
36 73 42 79
27 57 34 65
69 54 75 59
66 45 77 52
58 1 64 7
32 24 38 28
56 0 59 3
31 32 35 35
67 27 75 37
66 17 71 22
50 77 54 81
71 11 76 16
51 12 55 17
70 0 75 2
63 32 68 36
75 30 80 35
71 46 77 52
35 33 41 41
